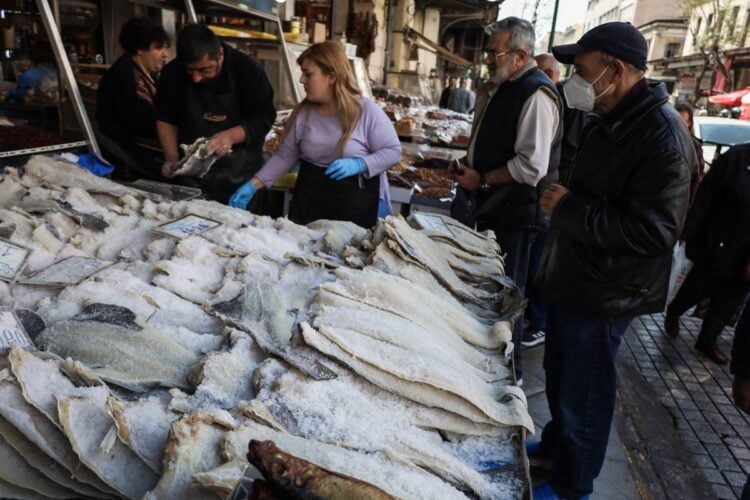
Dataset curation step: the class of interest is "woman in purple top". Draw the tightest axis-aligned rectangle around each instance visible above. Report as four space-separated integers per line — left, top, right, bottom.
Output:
229 41 401 228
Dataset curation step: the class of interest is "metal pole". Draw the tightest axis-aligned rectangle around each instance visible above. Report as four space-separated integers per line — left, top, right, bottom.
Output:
277 17 302 103
547 0 560 52
184 0 198 23
35 0 102 157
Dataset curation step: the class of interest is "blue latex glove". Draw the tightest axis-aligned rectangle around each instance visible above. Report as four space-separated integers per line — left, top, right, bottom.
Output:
325 157 366 180
229 181 257 209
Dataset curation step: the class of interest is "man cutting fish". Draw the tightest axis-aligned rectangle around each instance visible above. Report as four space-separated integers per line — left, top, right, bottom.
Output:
154 24 276 204
530 22 694 499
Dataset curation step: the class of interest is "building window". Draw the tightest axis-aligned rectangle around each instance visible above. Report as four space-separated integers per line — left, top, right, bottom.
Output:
743 10 750 45
729 6 740 38
665 43 681 59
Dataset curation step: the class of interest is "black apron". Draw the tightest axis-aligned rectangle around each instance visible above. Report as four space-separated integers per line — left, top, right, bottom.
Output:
289 160 379 228
181 75 263 205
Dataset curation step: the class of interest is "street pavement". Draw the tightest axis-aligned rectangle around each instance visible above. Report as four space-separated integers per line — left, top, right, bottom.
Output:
524 311 750 499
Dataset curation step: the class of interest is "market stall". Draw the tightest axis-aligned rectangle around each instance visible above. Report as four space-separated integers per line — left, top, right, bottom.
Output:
0 154 531 498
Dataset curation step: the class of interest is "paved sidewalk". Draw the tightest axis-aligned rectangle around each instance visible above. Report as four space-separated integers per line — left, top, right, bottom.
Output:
623 312 750 499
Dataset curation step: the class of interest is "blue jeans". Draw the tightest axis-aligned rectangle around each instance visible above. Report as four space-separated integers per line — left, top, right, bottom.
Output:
541 303 632 498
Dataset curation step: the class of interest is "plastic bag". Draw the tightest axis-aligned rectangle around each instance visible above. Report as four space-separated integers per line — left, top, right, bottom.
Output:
668 242 693 303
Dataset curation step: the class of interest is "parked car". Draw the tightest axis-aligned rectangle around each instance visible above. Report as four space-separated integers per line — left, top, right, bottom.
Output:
693 116 750 169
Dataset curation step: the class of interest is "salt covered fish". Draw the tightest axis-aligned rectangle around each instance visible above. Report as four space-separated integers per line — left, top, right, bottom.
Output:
171 137 221 178
36 304 200 391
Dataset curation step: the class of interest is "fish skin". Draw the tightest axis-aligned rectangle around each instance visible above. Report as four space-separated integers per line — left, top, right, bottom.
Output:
248 439 395 500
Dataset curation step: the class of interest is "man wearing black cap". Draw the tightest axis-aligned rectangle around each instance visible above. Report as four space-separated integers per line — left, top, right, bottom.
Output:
451 17 562 383
530 22 694 500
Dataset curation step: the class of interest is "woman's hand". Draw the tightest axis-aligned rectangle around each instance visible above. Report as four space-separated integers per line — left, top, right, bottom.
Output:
325 158 366 180
229 181 257 209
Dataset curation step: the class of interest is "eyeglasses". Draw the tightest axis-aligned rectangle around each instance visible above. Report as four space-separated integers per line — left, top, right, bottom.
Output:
483 49 516 60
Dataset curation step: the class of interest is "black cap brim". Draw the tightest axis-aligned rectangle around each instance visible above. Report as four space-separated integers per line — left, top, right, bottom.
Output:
551 43 593 65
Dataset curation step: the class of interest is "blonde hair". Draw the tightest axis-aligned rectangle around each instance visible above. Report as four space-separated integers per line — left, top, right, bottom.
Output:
287 41 362 156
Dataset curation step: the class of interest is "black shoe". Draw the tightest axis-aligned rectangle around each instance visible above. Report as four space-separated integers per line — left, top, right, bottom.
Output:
522 329 546 348
695 341 729 365
664 314 680 338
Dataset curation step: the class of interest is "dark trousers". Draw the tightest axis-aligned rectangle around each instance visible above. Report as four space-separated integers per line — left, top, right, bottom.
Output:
667 263 750 347
732 296 750 379
541 302 631 498
525 229 549 332
476 223 534 378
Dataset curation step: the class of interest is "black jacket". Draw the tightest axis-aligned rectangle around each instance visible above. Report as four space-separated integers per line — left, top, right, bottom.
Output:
537 82 693 320
683 143 750 280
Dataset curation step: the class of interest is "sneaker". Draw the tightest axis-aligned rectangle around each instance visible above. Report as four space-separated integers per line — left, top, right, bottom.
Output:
522 329 546 348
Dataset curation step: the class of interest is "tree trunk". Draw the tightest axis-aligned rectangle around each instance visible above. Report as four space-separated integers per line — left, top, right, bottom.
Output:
693 59 708 104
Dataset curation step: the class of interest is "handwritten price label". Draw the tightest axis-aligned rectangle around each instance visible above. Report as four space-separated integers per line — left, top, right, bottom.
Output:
151 214 221 240
0 238 30 282
0 311 34 354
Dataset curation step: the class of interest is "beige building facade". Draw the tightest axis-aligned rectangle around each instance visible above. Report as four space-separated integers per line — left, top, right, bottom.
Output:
583 0 683 31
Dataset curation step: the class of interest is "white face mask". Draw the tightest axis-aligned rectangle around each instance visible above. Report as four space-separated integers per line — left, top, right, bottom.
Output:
563 66 612 112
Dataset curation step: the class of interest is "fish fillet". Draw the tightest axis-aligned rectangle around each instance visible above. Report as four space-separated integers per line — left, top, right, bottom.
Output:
107 395 177 473
299 323 496 425
0 379 116 495
0 434 77 498
319 267 511 350
36 316 200 392
191 459 248 498
57 388 159 498
312 306 510 381
0 416 111 499
313 324 532 432
221 419 469 500
143 410 237 500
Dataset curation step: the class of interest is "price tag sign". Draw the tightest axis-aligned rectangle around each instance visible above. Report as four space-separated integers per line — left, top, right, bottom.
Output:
151 214 221 240
0 238 30 282
22 256 112 287
0 311 35 354
411 212 454 237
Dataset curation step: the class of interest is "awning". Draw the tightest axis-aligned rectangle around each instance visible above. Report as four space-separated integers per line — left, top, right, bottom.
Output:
403 27 472 68
708 86 750 106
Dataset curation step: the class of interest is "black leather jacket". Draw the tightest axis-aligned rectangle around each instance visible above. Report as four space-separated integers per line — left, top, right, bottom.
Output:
536 82 693 320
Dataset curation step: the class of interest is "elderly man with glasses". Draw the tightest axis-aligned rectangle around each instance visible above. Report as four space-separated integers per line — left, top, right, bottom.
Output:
451 16 562 385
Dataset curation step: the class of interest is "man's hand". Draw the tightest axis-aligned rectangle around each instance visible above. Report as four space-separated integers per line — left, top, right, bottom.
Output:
162 159 178 178
733 376 750 415
540 183 569 215
451 159 480 191
206 131 234 157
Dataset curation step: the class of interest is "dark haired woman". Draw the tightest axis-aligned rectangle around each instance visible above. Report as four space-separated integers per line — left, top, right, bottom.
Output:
96 17 170 180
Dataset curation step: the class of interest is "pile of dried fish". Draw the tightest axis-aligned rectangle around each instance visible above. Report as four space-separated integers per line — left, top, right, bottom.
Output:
0 155 528 499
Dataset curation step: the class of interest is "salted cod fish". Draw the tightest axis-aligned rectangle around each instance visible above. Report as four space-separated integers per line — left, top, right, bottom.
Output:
252 367 509 498
143 409 237 500
311 305 510 381
0 433 77 498
171 137 220 177
191 459 250 497
0 378 117 495
248 359 510 438
23 155 151 199
0 416 112 499
37 267 223 333
319 267 512 351
222 419 469 500
307 323 533 433
36 305 201 391
300 323 497 426
383 216 497 305
57 387 159 498
106 395 177 473
0 476 46 499
169 329 265 412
